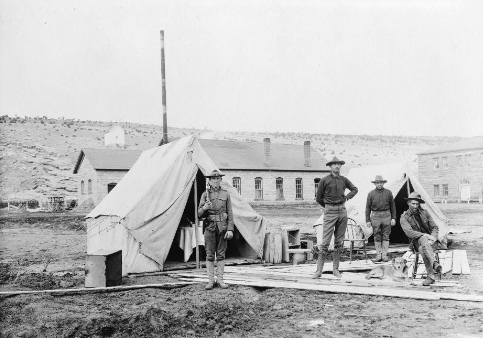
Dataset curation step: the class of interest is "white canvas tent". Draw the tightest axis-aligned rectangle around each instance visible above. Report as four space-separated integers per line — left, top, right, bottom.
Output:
346 163 449 246
86 135 266 275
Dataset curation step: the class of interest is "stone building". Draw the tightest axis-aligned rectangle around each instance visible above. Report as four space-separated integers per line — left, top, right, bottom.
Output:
417 136 483 202
73 148 142 206
73 138 330 207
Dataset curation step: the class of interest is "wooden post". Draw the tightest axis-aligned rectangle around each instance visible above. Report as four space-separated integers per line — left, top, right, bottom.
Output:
194 176 200 269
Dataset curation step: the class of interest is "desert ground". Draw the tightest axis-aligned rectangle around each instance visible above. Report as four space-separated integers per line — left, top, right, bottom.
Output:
1 203 483 338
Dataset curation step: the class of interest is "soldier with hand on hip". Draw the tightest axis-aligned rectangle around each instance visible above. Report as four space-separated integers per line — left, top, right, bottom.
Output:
313 157 358 279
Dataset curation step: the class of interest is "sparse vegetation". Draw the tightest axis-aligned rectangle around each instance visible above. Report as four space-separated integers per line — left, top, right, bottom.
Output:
0 114 460 200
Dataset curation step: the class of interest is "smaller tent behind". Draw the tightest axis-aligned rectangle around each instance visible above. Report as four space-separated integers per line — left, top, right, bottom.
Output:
346 163 449 246
86 135 266 275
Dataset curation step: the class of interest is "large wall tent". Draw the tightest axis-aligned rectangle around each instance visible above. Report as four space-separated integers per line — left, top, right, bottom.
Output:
86 136 266 275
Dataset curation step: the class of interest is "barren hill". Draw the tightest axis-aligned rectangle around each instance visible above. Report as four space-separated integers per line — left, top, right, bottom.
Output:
0 115 459 201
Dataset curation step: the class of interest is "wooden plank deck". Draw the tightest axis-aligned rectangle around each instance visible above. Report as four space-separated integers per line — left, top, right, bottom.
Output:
169 263 483 303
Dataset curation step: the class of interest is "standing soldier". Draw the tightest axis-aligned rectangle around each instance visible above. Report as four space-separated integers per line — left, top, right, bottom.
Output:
198 170 234 290
313 157 358 278
366 175 396 262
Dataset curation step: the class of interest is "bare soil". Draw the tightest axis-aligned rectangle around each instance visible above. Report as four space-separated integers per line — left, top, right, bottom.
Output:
1 204 483 338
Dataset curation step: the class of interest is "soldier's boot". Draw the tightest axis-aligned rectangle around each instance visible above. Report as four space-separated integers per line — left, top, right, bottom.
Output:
312 247 325 279
216 261 229 289
205 261 215 290
373 242 383 263
381 241 390 262
333 248 342 278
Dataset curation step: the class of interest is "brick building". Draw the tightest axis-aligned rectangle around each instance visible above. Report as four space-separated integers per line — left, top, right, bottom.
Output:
417 136 483 202
199 138 330 203
73 138 330 207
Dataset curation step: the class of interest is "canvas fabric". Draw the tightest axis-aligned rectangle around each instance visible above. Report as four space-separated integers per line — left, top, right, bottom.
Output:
86 136 266 275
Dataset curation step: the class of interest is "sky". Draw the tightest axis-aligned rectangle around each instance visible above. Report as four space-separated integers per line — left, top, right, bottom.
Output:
0 0 482 137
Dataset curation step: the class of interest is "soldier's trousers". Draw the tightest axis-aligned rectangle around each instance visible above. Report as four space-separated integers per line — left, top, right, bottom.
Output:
320 204 347 254
416 235 438 279
371 210 391 242
204 226 227 262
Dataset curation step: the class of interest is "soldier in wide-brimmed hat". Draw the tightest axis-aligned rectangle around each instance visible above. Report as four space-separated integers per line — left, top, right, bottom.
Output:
313 156 358 279
366 175 396 262
198 169 234 290
400 192 442 286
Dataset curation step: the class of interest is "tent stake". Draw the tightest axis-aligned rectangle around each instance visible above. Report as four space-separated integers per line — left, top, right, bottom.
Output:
194 176 200 269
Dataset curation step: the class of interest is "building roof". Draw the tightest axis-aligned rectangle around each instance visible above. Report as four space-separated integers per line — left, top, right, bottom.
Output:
418 136 483 155
73 148 143 174
199 139 329 172
73 138 330 174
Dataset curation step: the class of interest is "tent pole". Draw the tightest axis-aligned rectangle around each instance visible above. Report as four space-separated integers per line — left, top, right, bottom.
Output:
194 176 200 269
406 180 411 195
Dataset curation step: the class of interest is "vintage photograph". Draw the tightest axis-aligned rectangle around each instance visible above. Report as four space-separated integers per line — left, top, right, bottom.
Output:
1 1 482 337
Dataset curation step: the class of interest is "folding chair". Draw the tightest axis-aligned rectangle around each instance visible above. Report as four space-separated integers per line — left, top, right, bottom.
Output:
343 218 368 263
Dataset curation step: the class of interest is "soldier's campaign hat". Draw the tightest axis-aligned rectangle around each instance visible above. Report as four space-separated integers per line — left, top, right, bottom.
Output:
206 169 225 178
371 175 387 183
405 192 425 204
326 156 345 166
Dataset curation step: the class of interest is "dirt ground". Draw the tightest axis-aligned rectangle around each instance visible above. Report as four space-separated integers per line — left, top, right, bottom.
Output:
1 203 483 338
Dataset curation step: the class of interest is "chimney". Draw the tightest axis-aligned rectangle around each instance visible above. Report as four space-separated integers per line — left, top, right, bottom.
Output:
263 138 271 166
160 30 168 144
304 141 311 167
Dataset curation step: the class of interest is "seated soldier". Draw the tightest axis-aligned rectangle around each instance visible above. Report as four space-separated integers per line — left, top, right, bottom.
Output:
400 192 442 286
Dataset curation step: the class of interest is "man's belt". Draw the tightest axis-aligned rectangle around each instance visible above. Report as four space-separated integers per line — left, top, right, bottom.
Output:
326 203 343 206
371 209 390 212
207 214 226 222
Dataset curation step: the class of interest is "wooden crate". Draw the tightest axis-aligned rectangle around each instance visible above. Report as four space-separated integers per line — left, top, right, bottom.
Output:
85 250 122 288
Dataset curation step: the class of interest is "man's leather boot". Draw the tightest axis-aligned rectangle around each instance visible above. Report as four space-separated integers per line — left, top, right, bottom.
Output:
422 276 435 286
216 260 229 289
312 247 325 279
373 242 383 263
333 248 342 278
205 261 215 290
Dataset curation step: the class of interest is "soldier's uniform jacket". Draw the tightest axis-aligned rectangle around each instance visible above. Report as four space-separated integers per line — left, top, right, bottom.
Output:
400 208 439 249
198 187 234 232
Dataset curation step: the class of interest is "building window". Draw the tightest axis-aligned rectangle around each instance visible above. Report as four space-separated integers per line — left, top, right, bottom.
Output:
442 157 447 168
276 178 284 200
443 184 448 197
433 158 439 170
81 181 85 195
456 155 462 167
88 179 92 195
433 185 440 196
465 154 472 166
255 177 263 200
232 177 241 195
296 178 303 199
107 183 117 194
314 178 320 198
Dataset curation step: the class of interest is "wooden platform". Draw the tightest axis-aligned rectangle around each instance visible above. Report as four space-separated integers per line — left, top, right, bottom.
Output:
168 262 483 303
402 249 470 278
